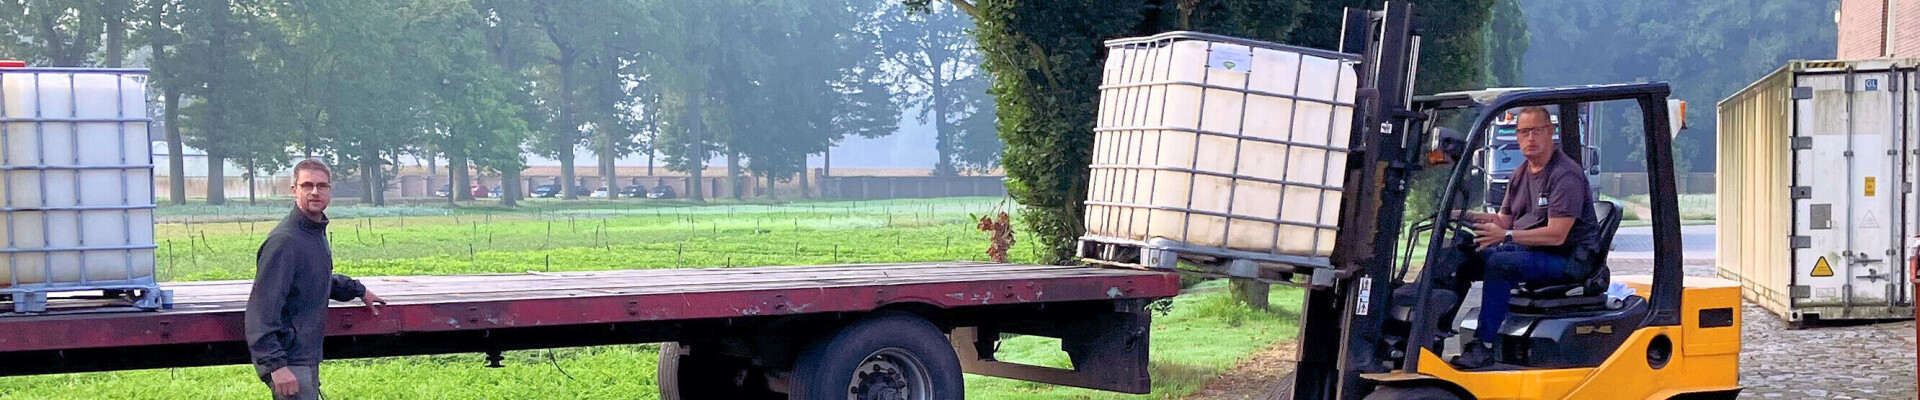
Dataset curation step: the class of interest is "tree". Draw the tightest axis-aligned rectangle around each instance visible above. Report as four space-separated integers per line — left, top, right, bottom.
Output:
646 0 777 202
405 0 530 206
174 0 280 205
1520 0 1837 172
0 0 102 66
469 0 552 205
874 1 991 176
940 0 1498 263
267 0 425 206
526 1 632 200
1481 0 1526 88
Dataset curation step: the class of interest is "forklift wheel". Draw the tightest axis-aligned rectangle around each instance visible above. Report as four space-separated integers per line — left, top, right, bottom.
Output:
1363 385 1460 400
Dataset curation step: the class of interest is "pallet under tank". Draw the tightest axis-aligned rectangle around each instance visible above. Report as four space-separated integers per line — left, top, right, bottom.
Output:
1717 58 1917 323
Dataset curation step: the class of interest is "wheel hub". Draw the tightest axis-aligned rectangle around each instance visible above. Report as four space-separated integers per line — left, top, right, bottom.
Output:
848 348 929 400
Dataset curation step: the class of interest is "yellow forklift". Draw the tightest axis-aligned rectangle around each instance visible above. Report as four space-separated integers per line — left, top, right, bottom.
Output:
1280 3 1744 399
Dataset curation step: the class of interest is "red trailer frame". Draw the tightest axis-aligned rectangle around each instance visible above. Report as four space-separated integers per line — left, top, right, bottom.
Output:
0 262 1181 395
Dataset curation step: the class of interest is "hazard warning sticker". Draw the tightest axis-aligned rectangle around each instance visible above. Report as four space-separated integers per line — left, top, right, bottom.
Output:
1811 256 1835 277
1866 176 1877 197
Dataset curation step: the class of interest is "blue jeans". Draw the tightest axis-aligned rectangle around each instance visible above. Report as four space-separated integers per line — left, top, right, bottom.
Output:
1473 244 1577 343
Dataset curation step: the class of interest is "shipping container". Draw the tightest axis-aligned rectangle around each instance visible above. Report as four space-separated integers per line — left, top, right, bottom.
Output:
1717 58 1918 323
1080 32 1357 274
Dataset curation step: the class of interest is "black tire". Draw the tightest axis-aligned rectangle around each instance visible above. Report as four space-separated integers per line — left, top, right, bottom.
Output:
657 342 781 400
1362 385 1462 400
791 312 964 400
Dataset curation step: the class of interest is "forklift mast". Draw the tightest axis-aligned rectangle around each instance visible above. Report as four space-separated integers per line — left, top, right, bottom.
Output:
1290 3 1423 399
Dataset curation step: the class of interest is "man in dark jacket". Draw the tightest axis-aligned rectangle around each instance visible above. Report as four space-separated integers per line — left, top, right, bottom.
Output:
245 159 385 399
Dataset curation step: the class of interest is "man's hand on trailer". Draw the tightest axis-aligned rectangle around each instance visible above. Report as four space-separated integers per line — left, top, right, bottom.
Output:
362 289 387 316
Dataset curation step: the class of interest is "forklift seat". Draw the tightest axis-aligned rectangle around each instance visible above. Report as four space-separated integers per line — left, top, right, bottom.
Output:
1508 200 1622 311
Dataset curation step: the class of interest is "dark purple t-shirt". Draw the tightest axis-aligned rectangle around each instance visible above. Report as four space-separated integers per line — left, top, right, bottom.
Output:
1499 151 1601 256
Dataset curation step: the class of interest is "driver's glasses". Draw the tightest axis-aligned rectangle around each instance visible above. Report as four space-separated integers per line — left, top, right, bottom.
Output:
298 182 332 192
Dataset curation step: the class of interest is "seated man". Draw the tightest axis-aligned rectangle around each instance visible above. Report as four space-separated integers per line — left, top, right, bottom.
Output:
1451 106 1604 369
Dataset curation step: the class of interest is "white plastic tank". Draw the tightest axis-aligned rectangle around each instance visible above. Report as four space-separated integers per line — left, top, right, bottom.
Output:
1085 32 1358 262
0 67 156 288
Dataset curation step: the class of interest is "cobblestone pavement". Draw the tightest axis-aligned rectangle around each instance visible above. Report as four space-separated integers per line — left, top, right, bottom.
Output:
1611 258 1917 399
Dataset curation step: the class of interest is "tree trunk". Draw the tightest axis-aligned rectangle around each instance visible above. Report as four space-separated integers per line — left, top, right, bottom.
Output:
246 164 256 206
205 151 226 205
726 151 742 200
823 147 832 177
931 69 956 177
686 95 705 202
452 146 473 202
502 168 520 207
104 1 125 68
765 173 776 200
798 167 810 199
369 147 387 206
165 90 184 205
601 138 616 197
359 150 375 205
557 53 579 200
426 149 438 200
445 152 457 206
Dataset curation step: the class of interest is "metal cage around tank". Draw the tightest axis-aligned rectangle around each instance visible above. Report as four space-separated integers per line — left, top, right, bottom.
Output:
1077 31 1360 284
0 66 168 314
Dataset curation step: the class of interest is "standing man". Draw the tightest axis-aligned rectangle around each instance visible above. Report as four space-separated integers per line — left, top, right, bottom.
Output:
246 158 385 399
1450 106 1604 369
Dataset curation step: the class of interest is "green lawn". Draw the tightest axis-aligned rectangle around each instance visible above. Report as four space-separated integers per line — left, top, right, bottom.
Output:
0 197 1302 399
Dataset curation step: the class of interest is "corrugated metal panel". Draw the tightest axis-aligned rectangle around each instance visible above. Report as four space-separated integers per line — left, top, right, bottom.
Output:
1717 62 1797 319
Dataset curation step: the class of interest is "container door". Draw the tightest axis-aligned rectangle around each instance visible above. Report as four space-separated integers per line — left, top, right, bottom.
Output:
1793 70 1906 317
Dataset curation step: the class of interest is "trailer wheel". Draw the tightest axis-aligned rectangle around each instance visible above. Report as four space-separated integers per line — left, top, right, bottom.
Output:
792 312 964 400
658 342 781 400
1362 385 1461 400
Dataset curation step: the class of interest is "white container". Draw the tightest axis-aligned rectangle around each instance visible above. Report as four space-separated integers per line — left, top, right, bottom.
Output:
1084 32 1357 265
1716 58 1916 323
0 68 156 290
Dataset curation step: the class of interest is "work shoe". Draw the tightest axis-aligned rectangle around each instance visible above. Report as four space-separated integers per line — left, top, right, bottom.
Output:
1450 341 1496 370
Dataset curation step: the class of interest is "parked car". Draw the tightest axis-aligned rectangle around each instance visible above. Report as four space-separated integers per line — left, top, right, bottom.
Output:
590 187 610 198
531 183 594 198
434 184 451 197
620 185 648 198
470 184 490 198
531 184 559 198
647 184 677 199
489 186 503 198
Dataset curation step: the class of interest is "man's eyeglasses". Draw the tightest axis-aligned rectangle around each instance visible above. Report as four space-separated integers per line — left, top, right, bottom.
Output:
1515 126 1554 137
297 182 332 192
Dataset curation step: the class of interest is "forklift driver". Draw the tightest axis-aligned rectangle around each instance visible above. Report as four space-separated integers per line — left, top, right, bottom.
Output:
1450 106 1605 369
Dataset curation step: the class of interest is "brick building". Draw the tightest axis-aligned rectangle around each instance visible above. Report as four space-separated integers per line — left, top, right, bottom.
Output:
1838 0 1920 58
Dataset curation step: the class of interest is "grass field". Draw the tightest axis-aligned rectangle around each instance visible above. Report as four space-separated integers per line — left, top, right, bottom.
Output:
0 197 1303 399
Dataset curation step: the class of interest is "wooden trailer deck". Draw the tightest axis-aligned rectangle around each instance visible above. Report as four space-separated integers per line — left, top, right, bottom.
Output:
0 262 1180 376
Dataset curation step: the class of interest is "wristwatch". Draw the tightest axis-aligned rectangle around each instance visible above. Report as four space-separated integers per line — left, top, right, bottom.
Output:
1503 230 1514 244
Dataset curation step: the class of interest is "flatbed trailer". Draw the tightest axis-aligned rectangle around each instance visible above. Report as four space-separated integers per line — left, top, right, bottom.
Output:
0 262 1181 397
